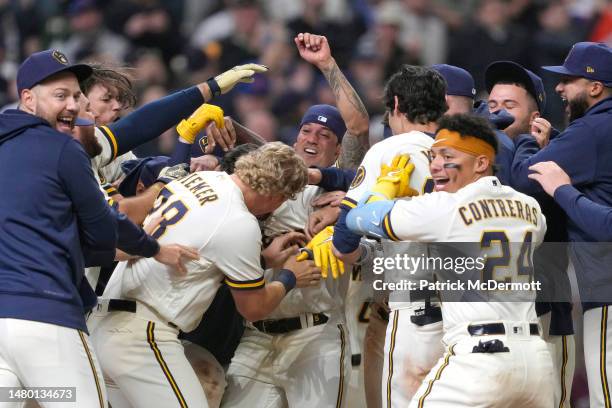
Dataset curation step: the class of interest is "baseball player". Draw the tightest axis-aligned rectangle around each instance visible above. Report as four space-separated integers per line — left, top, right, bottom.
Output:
347 113 554 407
90 143 320 408
221 32 369 408
485 60 575 407
78 62 265 289
333 65 448 407
0 49 115 407
79 63 138 187
511 42 612 408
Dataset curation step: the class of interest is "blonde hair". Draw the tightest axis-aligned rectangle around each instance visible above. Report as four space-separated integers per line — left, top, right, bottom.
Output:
234 142 308 200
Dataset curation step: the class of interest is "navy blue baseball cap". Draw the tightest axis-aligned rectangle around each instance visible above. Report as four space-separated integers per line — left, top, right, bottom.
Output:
16 49 92 95
119 156 171 197
485 61 546 112
542 42 612 86
432 64 476 98
300 104 346 142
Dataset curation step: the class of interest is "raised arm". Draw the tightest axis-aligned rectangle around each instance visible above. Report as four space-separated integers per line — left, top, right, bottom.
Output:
100 64 268 162
295 33 369 169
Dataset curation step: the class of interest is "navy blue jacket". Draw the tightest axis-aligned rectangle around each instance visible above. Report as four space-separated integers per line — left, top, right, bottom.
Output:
494 130 514 185
554 184 612 241
512 97 612 308
0 110 117 332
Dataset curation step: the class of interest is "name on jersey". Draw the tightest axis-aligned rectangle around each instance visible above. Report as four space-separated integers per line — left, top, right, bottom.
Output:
458 199 538 227
180 173 218 206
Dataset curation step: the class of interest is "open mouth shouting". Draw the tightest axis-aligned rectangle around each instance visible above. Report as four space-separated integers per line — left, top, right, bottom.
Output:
433 176 450 191
56 114 76 134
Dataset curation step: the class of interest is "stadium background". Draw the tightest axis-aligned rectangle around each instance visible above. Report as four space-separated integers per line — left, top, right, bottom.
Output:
0 0 610 406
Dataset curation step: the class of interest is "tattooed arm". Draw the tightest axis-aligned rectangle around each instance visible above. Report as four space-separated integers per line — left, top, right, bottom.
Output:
294 32 369 169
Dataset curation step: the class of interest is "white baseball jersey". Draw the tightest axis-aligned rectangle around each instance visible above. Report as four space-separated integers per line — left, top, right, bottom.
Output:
91 126 137 186
385 176 547 339
345 131 434 311
102 171 264 332
91 126 120 189
261 185 349 318
99 151 136 184
345 131 434 203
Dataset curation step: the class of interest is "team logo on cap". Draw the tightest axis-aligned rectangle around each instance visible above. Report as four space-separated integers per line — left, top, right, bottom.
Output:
538 93 544 102
52 50 68 65
317 115 328 123
586 66 595 73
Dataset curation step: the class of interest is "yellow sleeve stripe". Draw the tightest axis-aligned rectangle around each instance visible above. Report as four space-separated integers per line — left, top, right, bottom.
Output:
225 276 265 290
100 125 118 161
105 186 118 195
383 213 400 241
340 198 357 209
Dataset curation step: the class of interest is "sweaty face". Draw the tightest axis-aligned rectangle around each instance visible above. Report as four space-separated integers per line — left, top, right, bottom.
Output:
294 123 341 167
429 146 482 193
87 83 123 125
488 84 535 138
29 72 82 134
555 76 591 123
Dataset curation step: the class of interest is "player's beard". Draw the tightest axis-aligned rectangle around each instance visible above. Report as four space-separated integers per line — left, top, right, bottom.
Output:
567 91 589 123
74 126 103 158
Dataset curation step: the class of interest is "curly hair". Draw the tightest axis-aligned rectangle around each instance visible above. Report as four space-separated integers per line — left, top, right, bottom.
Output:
437 113 498 154
234 142 308 200
383 65 448 124
80 63 137 109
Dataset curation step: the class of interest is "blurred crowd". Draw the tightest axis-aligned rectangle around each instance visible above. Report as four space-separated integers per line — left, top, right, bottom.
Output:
0 0 610 155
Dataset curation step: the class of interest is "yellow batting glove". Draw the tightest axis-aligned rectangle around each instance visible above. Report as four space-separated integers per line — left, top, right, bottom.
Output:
176 104 224 144
213 63 268 94
367 154 417 202
297 226 345 279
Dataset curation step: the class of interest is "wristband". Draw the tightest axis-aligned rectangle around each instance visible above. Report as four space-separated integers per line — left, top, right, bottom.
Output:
206 77 222 98
274 269 296 293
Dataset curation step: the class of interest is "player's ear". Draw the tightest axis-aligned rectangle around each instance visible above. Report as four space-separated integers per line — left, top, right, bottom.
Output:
20 88 36 113
394 95 400 115
474 155 490 174
590 81 605 98
529 110 540 125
